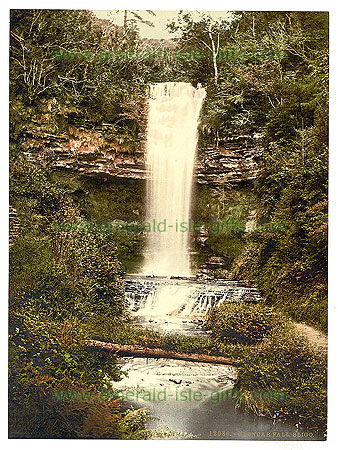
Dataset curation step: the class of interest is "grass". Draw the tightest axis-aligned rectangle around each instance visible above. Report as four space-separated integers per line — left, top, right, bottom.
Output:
236 322 327 433
81 316 248 361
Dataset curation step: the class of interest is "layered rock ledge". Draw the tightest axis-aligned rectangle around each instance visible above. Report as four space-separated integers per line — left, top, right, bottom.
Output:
22 130 263 185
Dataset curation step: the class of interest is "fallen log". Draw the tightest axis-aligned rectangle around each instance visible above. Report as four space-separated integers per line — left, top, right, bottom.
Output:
84 340 239 366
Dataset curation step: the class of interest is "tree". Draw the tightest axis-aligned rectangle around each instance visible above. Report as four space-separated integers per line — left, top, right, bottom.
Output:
168 11 235 84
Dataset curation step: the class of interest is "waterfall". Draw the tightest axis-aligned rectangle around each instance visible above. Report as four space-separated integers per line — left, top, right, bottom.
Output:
141 82 206 277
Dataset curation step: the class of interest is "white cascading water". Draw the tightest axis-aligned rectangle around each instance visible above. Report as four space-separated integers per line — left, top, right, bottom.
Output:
136 284 198 316
128 278 260 317
141 82 206 278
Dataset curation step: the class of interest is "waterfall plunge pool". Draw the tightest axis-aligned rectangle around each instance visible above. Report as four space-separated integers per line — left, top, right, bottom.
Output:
112 357 321 441
120 277 323 440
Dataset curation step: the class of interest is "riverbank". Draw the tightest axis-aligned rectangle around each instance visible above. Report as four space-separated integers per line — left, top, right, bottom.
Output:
111 356 319 440
81 304 327 436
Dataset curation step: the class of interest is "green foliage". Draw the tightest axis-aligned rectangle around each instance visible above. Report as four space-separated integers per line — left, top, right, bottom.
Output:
10 163 66 221
116 409 152 439
173 11 328 330
193 184 257 270
233 173 328 332
50 173 146 223
10 232 125 319
47 173 146 272
9 9 328 438
205 303 285 344
9 156 143 439
10 162 126 317
9 312 129 438
236 323 327 432
82 315 247 360
194 184 256 225
83 313 327 434
9 9 163 151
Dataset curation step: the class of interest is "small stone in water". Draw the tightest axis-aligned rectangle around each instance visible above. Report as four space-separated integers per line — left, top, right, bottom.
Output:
169 379 182 385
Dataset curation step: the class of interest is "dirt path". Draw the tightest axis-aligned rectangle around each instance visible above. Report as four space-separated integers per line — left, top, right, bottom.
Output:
294 323 328 351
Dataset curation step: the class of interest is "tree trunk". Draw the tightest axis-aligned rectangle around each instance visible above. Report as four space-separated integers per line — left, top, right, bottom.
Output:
85 340 239 366
209 31 219 84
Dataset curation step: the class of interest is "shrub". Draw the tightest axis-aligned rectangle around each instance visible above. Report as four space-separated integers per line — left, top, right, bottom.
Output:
8 313 155 439
236 323 327 432
9 231 125 319
204 303 285 344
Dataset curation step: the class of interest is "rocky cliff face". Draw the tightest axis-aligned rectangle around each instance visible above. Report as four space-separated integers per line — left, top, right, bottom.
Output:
197 135 263 185
22 128 263 185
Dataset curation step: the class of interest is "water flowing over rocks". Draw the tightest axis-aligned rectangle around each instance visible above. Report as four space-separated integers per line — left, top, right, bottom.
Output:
113 357 238 392
111 357 303 440
125 275 261 316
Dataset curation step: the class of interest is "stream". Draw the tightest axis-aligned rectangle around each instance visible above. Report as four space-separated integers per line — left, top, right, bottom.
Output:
114 83 323 440
113 355 321 440
111 314 323 441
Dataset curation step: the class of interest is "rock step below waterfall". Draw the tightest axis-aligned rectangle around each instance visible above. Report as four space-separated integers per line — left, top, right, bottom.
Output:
125 276 261 316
